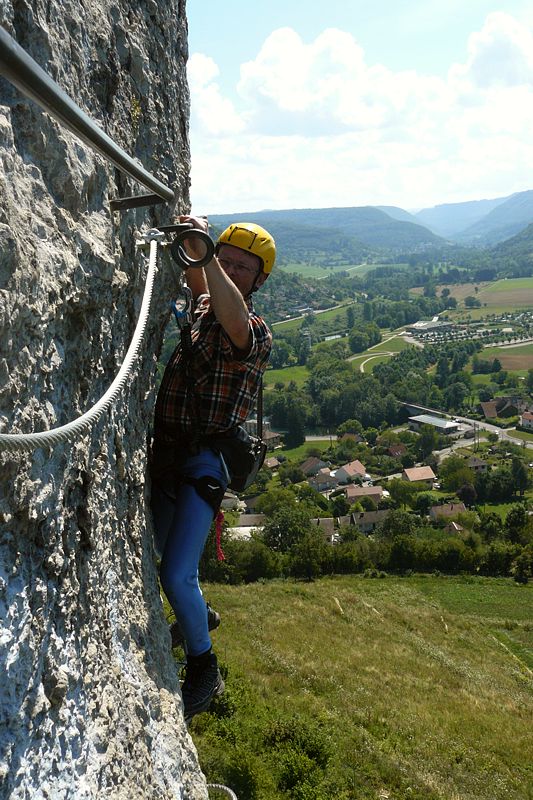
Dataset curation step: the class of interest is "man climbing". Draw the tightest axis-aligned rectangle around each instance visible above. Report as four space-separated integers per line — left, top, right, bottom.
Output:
151 215 275 721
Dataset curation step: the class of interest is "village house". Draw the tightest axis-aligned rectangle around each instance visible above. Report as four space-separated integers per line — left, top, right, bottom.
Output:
402 466 436 487
387 443 407 458
335 459 367 484
312 517 336 543
479 397 520 419
444 520 464 534
300 456 329 476
339 432 364 444
466 456 488 473
263 429 283 451
336 514 353 529
309 468 338 492
345 484 384 504
429 502 467 522
351 509 389 534
228 513 267 539
520 411 533 430
264 456 281 470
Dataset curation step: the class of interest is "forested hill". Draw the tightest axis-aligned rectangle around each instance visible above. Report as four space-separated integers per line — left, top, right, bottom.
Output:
489 221 533 275
455 190 533 245
209 206 444 258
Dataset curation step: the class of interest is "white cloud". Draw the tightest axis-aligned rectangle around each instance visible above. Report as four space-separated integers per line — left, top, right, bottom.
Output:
188 14 533 213
187 53 245 136
452 11 533 88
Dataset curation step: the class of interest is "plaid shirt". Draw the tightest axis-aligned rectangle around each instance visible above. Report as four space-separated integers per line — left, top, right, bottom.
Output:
154 295 272 440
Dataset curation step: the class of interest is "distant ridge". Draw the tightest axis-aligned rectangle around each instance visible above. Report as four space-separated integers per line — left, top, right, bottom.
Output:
209 206 443 250
415 196 507 237
454 190 533 245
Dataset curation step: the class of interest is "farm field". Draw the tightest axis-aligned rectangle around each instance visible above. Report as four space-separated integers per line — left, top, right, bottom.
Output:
410 282 491 299
189 575 533 800
481 341 533 371
412 277 533 312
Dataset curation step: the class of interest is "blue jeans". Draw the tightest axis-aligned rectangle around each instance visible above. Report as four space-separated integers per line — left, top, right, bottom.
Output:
152 447 229 656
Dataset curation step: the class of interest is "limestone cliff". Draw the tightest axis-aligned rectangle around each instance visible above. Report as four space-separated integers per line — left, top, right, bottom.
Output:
0 1 209 797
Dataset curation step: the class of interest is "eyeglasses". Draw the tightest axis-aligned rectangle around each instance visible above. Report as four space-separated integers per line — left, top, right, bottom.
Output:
218 256 258 275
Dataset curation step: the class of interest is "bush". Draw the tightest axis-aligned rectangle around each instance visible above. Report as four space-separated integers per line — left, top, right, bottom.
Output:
223 747 263 800
264 715 332 769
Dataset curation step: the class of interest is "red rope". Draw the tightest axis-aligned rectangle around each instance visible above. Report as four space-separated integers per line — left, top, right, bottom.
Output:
215 510 225 561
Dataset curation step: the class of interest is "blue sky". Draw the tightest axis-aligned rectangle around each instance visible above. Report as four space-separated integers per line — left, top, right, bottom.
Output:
186 0 533 214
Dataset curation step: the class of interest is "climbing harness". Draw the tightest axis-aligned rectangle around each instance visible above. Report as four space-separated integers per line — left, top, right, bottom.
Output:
0 226 213 454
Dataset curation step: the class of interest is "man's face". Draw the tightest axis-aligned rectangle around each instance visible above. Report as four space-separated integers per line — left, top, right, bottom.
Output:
217 243 266 296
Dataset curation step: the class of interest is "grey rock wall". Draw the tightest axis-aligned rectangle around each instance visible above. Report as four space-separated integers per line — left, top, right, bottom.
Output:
0 1 209 797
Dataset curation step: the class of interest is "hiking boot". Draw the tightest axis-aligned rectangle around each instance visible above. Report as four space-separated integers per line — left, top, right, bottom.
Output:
170 603 221 649
181 651 224 720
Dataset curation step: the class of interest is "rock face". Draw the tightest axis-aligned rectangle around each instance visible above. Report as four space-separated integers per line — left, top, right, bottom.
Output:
0 1 209 797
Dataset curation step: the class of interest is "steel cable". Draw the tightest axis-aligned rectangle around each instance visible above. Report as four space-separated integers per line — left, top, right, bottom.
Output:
207 784 238 799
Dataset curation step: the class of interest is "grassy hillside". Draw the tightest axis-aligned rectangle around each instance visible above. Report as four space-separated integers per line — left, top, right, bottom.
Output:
188 575 533 800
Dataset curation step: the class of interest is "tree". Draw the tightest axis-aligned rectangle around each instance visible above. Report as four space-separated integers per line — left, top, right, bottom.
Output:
337 418 363 437
365 427 379 446
289 528 330 581
418 424 439 459
511 546 533 584
256 488 297 517
456 483 477 507
349 329 370 354
261 505 314 552
346 305 356 328
332 494 350 516
386 479 417 509
511 456 529 497
285 406 306 448
377 509 417 539
505 505 528 545
278 463 306 486
415 492 434 514
439 455 475 492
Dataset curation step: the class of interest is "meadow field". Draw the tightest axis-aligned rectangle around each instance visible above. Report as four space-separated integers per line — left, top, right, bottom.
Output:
478 277 533 307
412 277 533 316
481 341 533 371
187 575 533 800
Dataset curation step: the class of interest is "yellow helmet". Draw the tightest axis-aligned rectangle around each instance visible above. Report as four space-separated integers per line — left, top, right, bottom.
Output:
216 222 276 274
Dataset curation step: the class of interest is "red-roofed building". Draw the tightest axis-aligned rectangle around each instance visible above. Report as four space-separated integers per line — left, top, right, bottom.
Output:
345 484 384 503
336 459 367 484
402 466 436 486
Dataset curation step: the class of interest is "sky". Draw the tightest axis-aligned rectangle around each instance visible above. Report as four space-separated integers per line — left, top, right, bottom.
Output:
185 0 533 215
